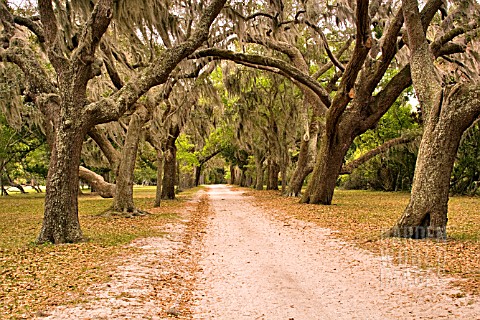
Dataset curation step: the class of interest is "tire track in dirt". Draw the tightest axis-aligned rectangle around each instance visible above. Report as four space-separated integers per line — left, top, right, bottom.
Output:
191 185 480 319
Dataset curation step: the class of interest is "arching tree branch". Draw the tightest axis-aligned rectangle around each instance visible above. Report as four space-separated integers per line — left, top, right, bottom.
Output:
191 48 331 107
340 135 418 174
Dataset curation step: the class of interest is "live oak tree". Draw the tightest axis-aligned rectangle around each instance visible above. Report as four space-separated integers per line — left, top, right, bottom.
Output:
0 0 227 243
388 0 480 239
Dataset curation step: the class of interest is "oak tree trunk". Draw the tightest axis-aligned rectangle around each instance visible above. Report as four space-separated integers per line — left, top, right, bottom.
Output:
194 165 202 187
162 125 180 199
239 168 247 187
390 85 480 238
113 107 148 212
388 0 480 238
255 156 264 190
266 160 280 190
37 124 86 243
286 117 319 196
301 131 353 204
229 165 236 185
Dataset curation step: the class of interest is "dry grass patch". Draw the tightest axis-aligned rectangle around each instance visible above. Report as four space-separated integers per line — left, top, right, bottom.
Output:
0 186 199 319
245 189 480 295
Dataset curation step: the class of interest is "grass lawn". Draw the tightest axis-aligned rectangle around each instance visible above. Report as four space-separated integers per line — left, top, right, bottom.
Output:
0 186 197 319
246 189 480 295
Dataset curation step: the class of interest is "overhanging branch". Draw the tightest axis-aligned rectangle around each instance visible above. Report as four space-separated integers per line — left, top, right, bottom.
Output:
191 48 331 107
340 135 418 174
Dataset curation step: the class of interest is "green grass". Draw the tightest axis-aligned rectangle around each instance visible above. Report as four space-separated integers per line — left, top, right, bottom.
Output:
0 186 196 319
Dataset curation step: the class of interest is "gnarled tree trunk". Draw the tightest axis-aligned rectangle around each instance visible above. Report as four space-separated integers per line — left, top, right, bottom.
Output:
301 128 353 204
229 165 236 185
255 155 265 190
390 85 480 238
38 123 86 243
266 159 280 190
388 0 480 239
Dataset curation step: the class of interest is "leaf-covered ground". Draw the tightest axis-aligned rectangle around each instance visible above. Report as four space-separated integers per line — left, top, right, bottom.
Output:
1 186 479 319
0 187 200 319
245 189 480 296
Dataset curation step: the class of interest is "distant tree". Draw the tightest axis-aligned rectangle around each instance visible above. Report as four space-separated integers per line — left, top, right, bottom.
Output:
0 109 45 195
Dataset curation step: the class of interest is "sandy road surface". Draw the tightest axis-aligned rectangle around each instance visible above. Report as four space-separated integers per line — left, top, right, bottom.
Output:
192 185 480 319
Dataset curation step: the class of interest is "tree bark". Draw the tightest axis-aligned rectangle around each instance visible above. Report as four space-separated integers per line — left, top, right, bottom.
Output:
37 124 86 243
286 115 320 196
229 165 236 185
112 106 149 212
0 167 7 196
194 165 202 187
79 166 115 198
266 159 280 190
161 125 180 199
301 128 354 204
255 155 264 190
239 168 247 187
387 0 480 238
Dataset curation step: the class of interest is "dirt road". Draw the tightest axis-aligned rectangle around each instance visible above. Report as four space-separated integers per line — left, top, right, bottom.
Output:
192 185 480 319
40 185 479 319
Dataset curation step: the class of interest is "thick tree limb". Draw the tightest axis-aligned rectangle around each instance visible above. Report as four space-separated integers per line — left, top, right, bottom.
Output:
70 0 113 87
2 42 57 96
79 166 115 198
245 35 307 69
326 0 371 138
100 41 124 90
357 0 443 101
340 135 418 174
199 149 223 165
0 2 15 42
13 15 45 43
403 0 442 120
88 127 121 169
38 0 68 69
191 48 331 107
